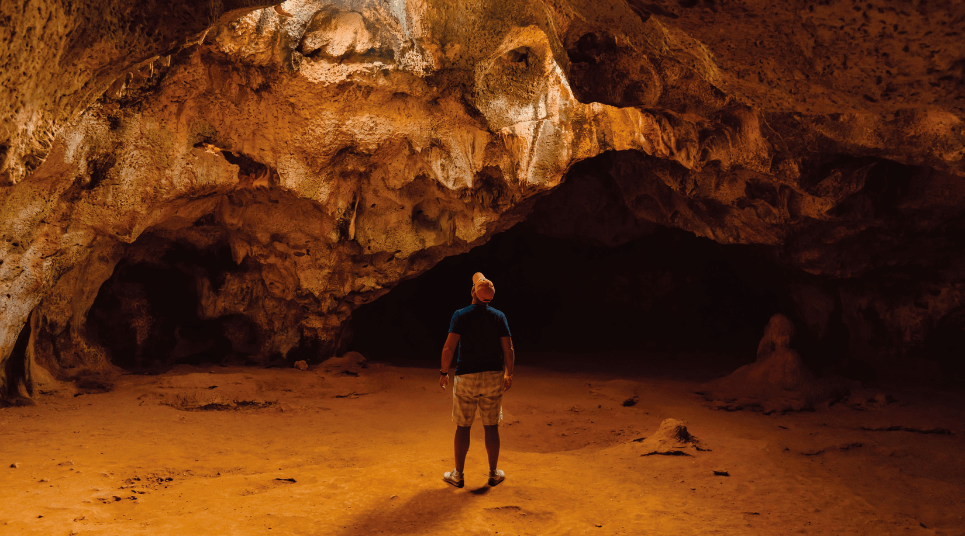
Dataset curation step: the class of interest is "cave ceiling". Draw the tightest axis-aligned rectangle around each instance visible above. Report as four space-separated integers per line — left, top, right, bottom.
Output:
1 0 964 390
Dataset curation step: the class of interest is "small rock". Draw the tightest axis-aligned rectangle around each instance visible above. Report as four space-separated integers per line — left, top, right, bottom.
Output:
39 478 49 482
10 462 19 468
58 460 74 466
713 470 730 476
622 397 637 407
294 360 308 371
636 418 703 456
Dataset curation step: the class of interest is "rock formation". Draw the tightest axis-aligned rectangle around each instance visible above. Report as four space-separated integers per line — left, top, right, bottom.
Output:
2 0 964 398
698 313 842 412
633 418 704 456
0 0 279 186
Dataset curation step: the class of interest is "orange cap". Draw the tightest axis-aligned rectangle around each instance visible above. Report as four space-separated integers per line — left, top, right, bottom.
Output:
472 272 495 302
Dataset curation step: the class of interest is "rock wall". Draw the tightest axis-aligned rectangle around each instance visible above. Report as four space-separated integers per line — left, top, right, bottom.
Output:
2 0 964 395
0 0 278 186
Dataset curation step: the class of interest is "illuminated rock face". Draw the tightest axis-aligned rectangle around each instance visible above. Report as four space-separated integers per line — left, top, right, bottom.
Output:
1 0 964 394
0 0 278 187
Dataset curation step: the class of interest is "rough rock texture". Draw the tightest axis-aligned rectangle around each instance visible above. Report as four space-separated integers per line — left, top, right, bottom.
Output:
634 418 704 456
2 0 965 395
0 0 278 186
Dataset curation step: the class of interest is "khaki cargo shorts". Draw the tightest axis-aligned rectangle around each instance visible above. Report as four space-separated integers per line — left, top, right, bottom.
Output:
452 370 504 427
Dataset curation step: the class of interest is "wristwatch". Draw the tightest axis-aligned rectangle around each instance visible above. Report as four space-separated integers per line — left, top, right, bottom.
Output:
440 370 449 375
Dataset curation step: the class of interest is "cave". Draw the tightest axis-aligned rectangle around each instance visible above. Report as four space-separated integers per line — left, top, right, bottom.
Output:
351 222 790 379
86 230 257 372
349 164 801 381
2 0 965 534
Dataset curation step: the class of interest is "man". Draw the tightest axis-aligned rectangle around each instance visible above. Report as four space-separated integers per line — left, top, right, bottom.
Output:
439 272 515 488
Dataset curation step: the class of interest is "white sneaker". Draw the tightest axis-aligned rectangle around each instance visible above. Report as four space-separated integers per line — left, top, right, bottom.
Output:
488 469 505 486
443 469 464 488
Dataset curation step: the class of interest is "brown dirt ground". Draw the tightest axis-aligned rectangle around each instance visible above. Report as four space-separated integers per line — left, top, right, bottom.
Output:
1 358 964 535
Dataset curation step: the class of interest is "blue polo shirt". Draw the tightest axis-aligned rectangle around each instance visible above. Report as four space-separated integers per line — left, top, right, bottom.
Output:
448 304 511 375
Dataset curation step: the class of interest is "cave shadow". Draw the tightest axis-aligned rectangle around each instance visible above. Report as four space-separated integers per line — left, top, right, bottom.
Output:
86 229 262 373
1 316 32 404
926 305 965 384
348 222 792 382
329 487 481 536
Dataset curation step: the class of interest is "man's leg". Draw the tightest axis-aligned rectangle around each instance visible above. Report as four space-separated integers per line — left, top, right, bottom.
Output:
454 425 471 472
483 424 499 471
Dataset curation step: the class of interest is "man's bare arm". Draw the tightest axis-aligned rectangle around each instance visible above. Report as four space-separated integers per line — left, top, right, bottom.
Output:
439 332 460 389
500 336 515 391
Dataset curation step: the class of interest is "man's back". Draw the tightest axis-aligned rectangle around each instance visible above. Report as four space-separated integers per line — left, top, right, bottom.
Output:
449 304 511 375
440 272 514 488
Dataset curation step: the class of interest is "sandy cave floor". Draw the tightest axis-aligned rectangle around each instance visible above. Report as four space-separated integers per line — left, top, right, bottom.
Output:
1 355 965 536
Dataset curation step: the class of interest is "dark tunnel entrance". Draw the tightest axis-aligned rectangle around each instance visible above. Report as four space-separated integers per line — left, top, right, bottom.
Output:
87 228 261 372
347 222 822 380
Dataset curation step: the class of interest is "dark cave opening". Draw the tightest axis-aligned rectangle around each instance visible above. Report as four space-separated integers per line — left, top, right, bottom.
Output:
86 229 260 372
347 222 816 378
3 317 32 400
928 306 965 380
